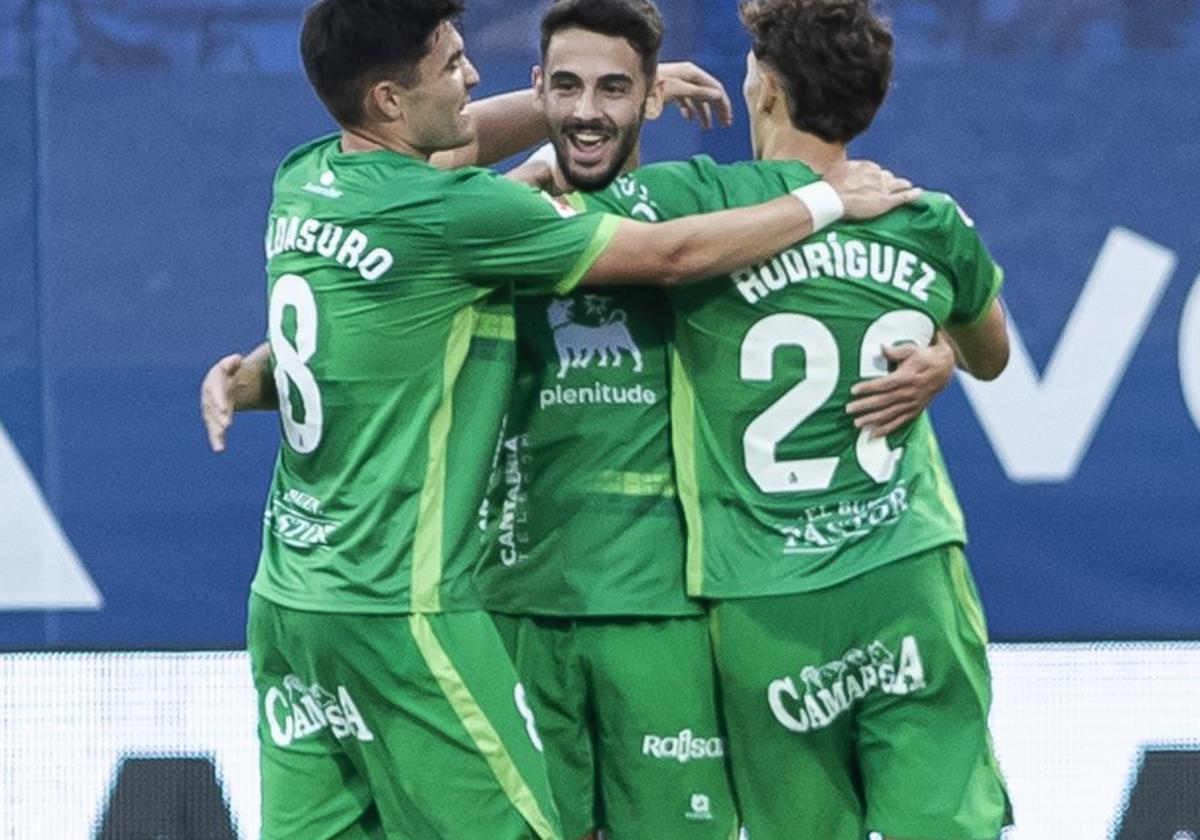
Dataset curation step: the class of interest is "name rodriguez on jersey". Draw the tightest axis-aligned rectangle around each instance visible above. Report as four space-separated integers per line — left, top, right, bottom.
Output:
731 232 938 306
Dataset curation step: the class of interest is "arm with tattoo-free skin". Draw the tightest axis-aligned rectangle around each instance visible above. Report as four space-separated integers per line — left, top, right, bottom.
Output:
200 343 275 452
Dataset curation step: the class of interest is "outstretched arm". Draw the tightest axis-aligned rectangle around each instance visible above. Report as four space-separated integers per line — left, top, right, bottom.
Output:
200 342 276 453
582 161 921 286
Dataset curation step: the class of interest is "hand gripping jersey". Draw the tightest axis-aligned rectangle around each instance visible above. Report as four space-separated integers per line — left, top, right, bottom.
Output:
251 135 617 614
583 156 1003 599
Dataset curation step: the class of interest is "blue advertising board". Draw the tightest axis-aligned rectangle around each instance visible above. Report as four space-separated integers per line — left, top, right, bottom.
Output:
1 0 1197 647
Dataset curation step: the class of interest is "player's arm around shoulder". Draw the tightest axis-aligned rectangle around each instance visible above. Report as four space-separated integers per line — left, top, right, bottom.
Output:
581 159 921 287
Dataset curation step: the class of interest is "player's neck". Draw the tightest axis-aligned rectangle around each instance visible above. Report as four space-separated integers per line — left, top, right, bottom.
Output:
339 126 430 161
760 128 846 175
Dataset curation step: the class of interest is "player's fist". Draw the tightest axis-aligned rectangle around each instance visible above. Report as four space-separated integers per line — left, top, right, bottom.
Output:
201 353 242 453
824 160 921 220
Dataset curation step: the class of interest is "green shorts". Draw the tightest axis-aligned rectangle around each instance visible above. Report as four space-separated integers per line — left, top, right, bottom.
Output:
248 594 563 840
710 545 1011 840
493 613 739 840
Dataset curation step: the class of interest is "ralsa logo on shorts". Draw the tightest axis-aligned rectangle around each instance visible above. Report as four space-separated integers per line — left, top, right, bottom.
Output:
642 727 725 763
767 635 927 734
264 674 375 747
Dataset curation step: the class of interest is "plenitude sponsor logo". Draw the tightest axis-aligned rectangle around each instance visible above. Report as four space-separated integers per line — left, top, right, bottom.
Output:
538 296 662 410
539 381 658 410
642 728 724 763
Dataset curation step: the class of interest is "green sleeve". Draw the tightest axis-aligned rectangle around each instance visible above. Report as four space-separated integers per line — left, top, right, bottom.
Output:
445 168 619 295
940 197 1005 326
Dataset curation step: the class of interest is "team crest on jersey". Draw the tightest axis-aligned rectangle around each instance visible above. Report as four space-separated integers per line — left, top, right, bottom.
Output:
547 296 644 379
538 191 579 218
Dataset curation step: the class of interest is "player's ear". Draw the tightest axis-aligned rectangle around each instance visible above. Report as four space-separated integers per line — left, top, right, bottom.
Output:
532 65 546 105
757 70 780 117
645 75 664 120
365 78 405 123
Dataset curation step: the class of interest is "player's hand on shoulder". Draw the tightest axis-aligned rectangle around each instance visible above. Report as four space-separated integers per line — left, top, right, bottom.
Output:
656 61 733 130
824 159 922 220
201 354 242 453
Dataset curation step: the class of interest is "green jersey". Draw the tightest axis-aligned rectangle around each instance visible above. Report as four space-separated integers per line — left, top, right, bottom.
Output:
475 281 697 617
585 156 1003 599
250 135 618 615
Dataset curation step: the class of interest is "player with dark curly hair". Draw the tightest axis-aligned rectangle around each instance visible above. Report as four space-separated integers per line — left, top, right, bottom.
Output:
581 0 1013 836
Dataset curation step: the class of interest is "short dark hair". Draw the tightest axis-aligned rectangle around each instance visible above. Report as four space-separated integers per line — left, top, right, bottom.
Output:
740 0 893 143
300 0 465 127
540 0 665 81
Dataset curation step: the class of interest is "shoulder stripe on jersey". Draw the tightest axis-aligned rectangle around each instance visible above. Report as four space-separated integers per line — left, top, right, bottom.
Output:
671 349 706 597
412 307 476 612
409 614 560 840
961 264 1006 328
554 213 621 296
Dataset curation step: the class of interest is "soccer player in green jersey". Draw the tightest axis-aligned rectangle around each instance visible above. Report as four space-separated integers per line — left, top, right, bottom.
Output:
202 0 922 837
578 1 1013 837
476 4 742 838
478 3 959 839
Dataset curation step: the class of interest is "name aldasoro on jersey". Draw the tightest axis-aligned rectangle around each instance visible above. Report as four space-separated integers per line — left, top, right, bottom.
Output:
732 232 938 306
264 212 395 281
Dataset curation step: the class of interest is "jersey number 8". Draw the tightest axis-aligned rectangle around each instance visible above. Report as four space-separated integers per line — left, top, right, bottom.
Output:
269 274 324 454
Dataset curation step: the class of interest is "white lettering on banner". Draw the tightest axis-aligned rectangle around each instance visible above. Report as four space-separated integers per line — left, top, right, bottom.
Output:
959 227 1176 482
1179 270 1200 433
0 424 102 609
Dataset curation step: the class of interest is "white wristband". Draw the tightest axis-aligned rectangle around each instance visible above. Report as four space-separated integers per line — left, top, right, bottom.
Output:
791 181 844 234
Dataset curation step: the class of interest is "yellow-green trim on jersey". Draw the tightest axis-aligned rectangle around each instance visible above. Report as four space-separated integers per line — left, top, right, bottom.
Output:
252 137 617 615
671 348 706 598
410 613 560 840
582 156 1004 599
476 283 698 618
412 307 476 613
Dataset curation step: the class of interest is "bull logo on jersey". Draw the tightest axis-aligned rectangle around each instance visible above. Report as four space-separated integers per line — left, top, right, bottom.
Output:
547 296 644 379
